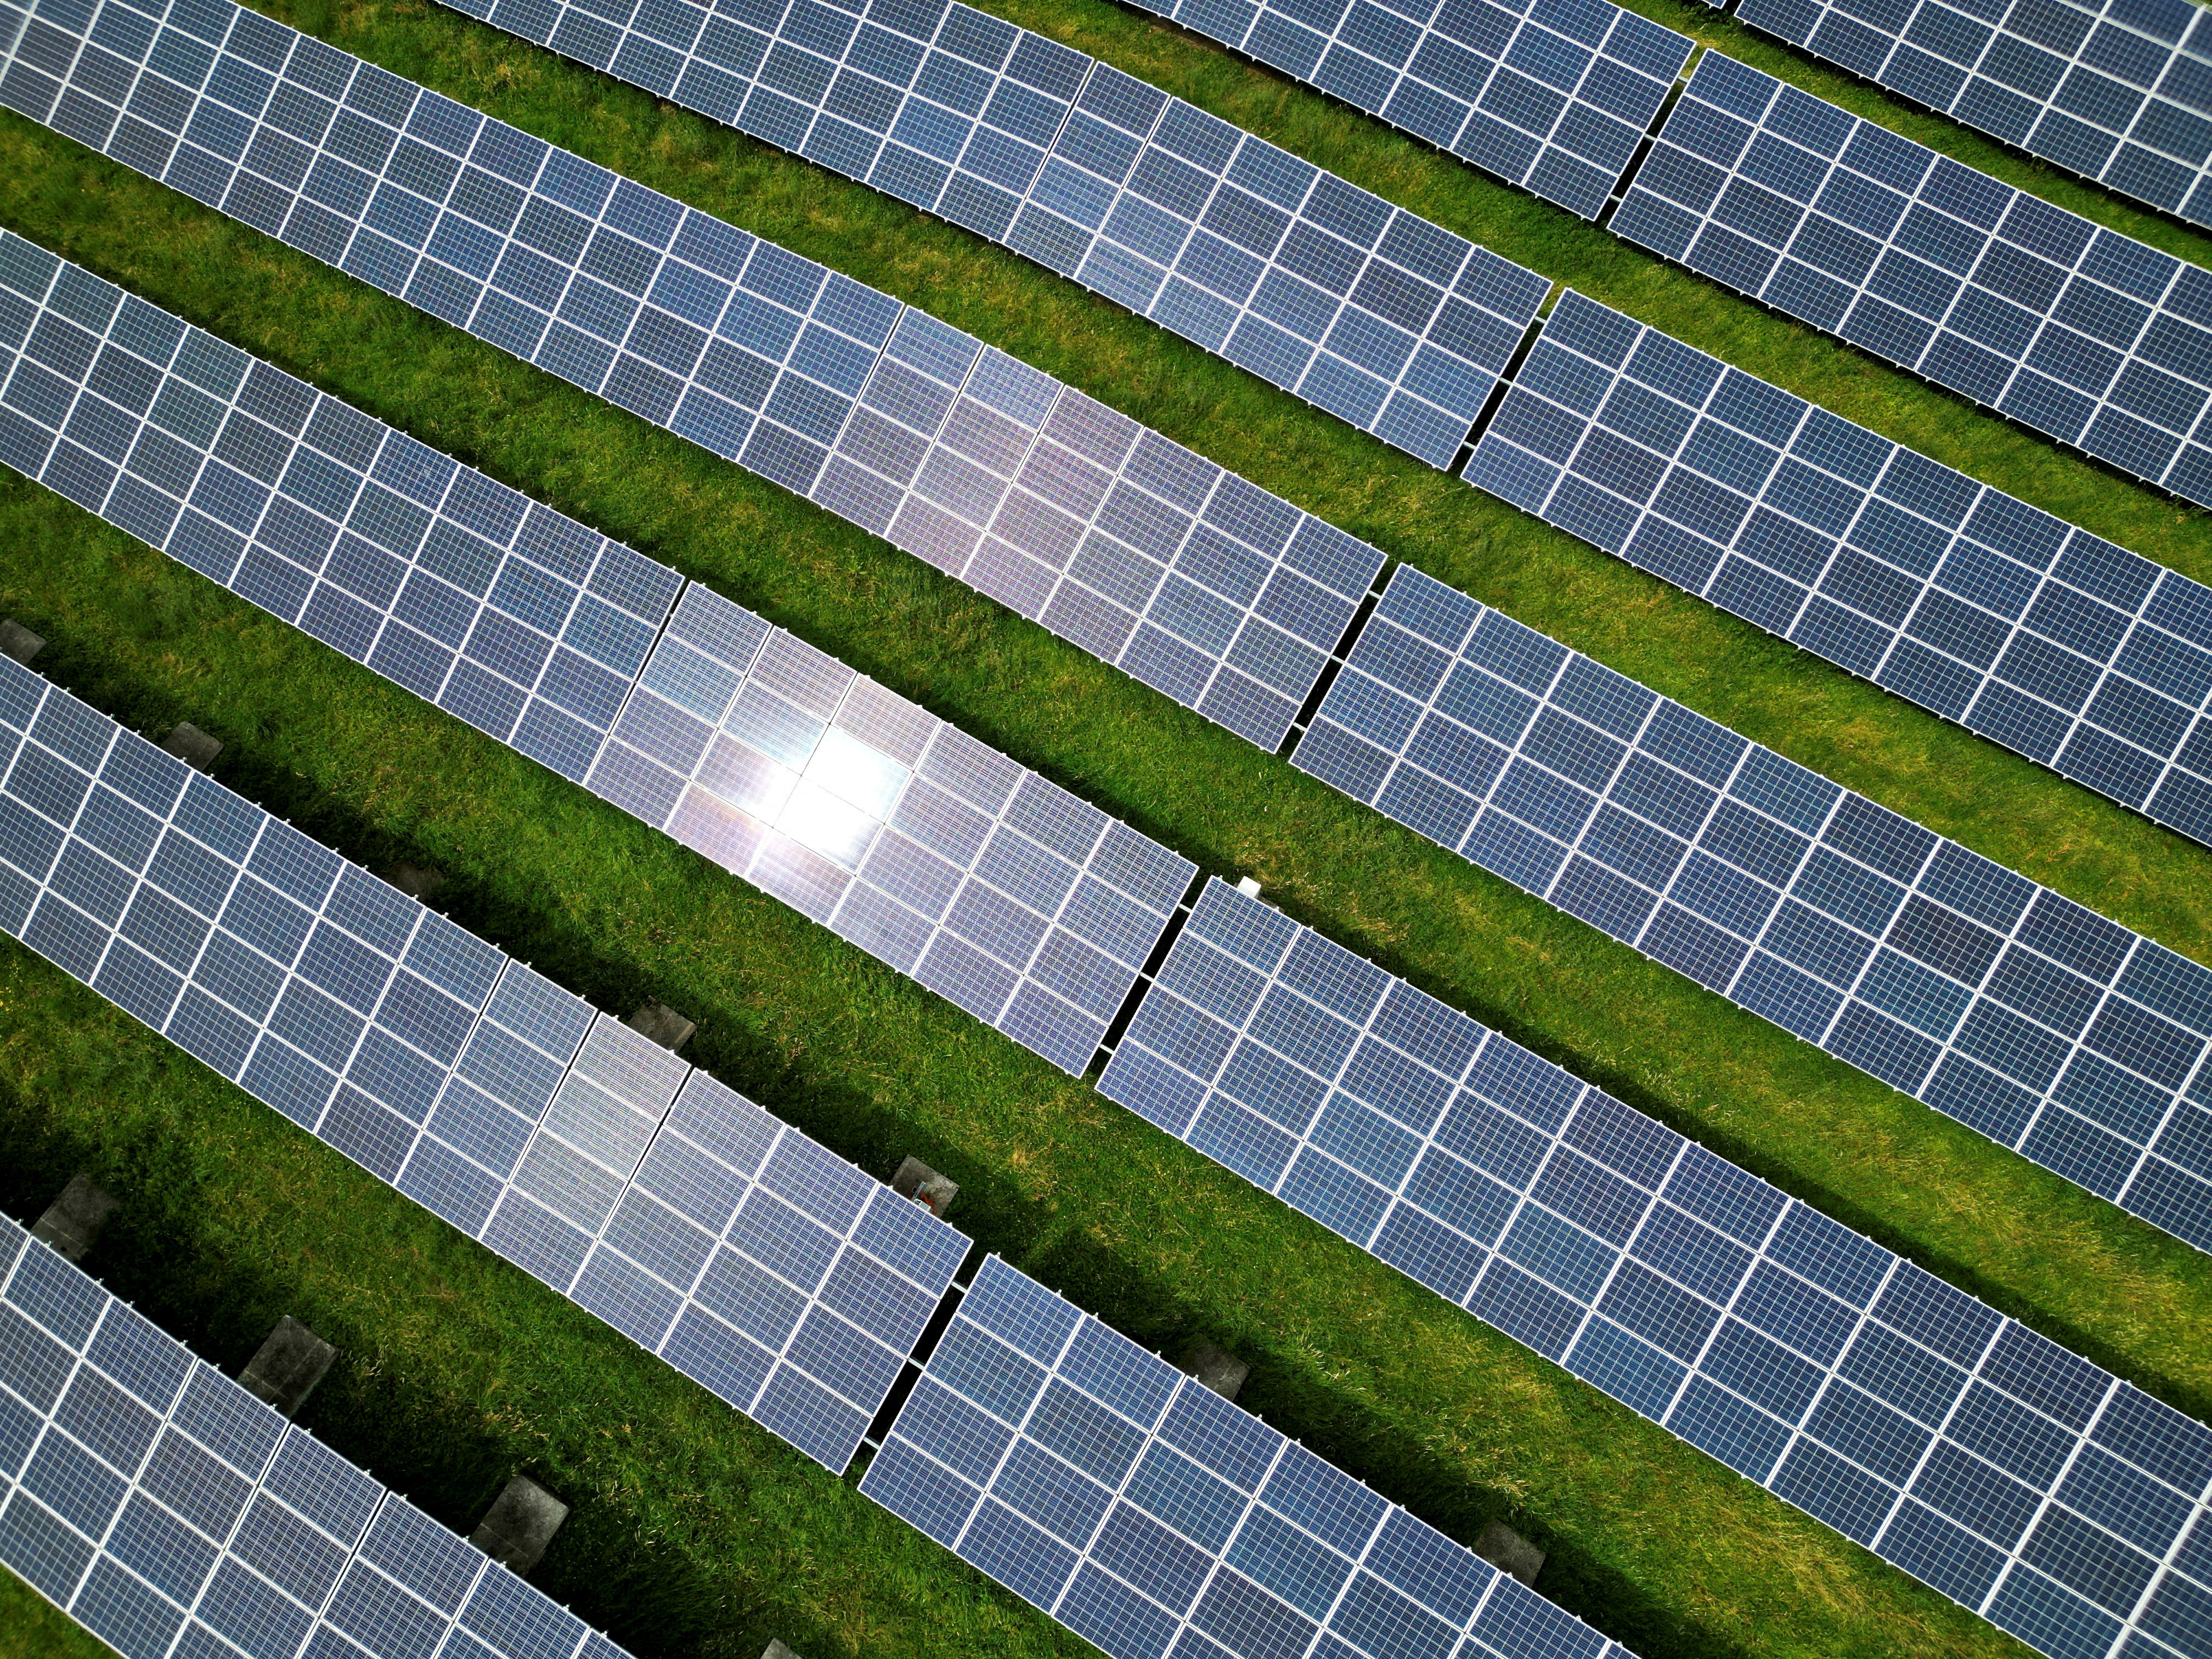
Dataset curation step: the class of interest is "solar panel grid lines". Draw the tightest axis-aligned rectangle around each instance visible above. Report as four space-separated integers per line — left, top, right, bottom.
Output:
1292 562 2212 1256
0 1217 635 1659
1466 287 2212 849
861 1252 1649 1659
586 580 1201 1076
0 0 1379 750
1094 877 2212 1659
0 660 970 1476
0 228 682 788
1611 51 2212 506
432 0 1560 467
1121 0 1697 219
1724 0 2212 230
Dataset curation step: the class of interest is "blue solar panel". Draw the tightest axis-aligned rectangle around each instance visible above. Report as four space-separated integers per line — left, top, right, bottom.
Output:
0 661 969 1474
1293 563 2212 1259
864 1253 1648 1659
0 0 1383 753
1727 0 2212 230
0 234 1201 1075
1613 52 2212 508
1096 878 2212 1659
431 0 1556 465
1124 0 1694 219
1469 289 2212 848
0 1215 634 1659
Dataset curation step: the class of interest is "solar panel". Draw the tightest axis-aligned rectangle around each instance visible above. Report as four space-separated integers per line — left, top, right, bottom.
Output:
863 1253 1646 1659
1293 563 2212 1256
1097 878 2212 1659
0 661 969 1474
1727 0 2212 230
586 583 1199 1075
1469 289 2212 848
0 0 1381 752
0 1216 636 1659
433 0 1556 465
1122 0 1695 218
1612 52 2212 507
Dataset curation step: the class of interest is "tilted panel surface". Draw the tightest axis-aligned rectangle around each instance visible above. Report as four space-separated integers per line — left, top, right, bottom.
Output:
0 0 1379 749
1613 53 2212 505
433 0 1555 462
863 1254 1646 1659
1729 0 2212 229
1124 0 1693 217
0 1217 634 1659
1295 564 2212 1254
0 227 680 786
584 583 1198 1075
1468 289 2212 846
0 659 967 1472
1098 878 2212 1659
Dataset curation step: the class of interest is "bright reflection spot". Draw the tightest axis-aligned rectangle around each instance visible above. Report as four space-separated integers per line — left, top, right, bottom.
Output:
774 779 881 869
802 727 911 820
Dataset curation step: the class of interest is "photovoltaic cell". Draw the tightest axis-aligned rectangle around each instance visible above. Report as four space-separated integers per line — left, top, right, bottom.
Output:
0 0 1380 749
1726 0 2212 230
1613 52 2212 506
435 0 1555 465
0 660 968 1474
0 1214 635 1659
1294 563 2212 1257
1469 289 2212 848
1124 0 1695 218
864 1253 1646 1659
1097 878 2212 1659
586 583 1198 1076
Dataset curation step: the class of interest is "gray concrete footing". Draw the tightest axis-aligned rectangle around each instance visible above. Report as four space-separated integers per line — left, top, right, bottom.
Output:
1235 876 1263 899
626 999 696 1052
760 1644 800 1659
0 619 46 666
470 1476 569 1576
161 723 223 771
891 1156 958 1217
385 864 447 902
1473 1520 1546 1587
237 1316 337 1418
30 1175 119 1262
1177 1340 1250 1402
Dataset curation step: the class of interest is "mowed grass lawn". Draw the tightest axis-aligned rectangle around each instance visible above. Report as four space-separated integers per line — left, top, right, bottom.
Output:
3 0 2210 1653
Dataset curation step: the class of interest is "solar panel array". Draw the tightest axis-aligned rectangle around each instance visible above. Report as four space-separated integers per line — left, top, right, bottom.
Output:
438 0 1556 467
0 659 969 1473
0 235 680 787
586 582 1198 1076
863 1253 1645 1659
0 0 1378 752
1613 52 2212 507
1295 563 2212 1254
1468 289 2212 848
1122 0 1694 218
1725 0 2212 230
1097 878 2212 1659
0 1217 637 1659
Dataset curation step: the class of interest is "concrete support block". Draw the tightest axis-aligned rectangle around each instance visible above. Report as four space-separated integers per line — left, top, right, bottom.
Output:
760 1644 800 1659
384 864 446 902
471 1476 569 1576
238 1316 336 1418
626 999 695 1052
1473 1520 1545 1587
161 723 223 771
891 1156 958 1217
1177 1340 1250 1401
0 619 46 665
1235 876 1263 898
30 1175 119 1262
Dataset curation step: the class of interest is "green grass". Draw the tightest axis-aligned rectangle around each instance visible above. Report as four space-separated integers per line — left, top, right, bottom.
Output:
2 0 2210 1654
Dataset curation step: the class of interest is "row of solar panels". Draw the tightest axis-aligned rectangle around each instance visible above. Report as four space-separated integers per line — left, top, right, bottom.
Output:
0 1217 641 1659
320 0 2212 850
1 76 2207 1262
0 672 1649 1659
10 625 2212 1659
